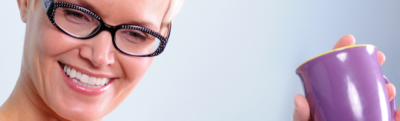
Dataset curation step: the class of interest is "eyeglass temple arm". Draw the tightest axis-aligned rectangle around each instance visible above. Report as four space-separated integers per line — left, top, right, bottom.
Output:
42 0 54 12
166 22 172 40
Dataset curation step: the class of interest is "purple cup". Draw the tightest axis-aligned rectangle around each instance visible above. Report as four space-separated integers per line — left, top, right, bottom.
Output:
296 44 395 121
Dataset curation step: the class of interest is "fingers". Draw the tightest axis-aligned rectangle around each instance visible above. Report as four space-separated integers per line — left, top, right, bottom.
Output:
293 94 311 121
333 35 356 49
293 85 395 121
387 83 396 101
395 108 400 121
332 35 385 65
377 51 386 66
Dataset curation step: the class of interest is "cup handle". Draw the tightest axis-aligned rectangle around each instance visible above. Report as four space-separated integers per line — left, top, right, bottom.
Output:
383 75 396 120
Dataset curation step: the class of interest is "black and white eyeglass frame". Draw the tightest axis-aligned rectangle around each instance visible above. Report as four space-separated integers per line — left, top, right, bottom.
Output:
41 0 171 57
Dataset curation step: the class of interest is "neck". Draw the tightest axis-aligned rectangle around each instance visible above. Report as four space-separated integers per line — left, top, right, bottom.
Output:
0 71 66 121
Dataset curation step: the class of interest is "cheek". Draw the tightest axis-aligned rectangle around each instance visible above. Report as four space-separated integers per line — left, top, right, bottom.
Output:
114 56 153 94
120 56 154 81
107 56 153 109
25 7 68 58
39 26 76 57
22 9 64 89
25 11 82 96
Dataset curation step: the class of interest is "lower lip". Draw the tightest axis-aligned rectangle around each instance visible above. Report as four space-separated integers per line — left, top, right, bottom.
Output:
60 65 113 95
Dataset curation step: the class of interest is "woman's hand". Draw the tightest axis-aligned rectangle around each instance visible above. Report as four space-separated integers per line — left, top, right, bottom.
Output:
292 35 398 121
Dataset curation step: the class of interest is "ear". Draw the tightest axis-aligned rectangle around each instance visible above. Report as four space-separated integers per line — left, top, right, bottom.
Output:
17 0 28 23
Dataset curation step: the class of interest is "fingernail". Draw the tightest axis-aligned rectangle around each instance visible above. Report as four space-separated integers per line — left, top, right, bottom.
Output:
295 105 301 118
389 84 396 101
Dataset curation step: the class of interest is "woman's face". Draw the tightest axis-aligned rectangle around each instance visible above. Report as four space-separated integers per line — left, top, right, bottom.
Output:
20 0 169 120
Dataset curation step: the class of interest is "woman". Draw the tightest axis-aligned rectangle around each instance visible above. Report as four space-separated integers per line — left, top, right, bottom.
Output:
0 0 397 121
0 0 183 120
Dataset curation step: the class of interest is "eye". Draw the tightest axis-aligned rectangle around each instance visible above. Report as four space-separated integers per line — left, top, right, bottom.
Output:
64 9 91 23
128 31 146 40
120 30 148 44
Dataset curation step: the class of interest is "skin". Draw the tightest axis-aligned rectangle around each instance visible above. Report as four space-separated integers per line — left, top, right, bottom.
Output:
293 34 399 121
0 0 170 120
0 0 393 121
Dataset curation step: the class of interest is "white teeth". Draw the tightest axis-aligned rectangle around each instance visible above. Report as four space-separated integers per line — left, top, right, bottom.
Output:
80 74 89 83
63 64 111 88
100 78 110 86
76 71 81 79
72 79 78 83
88 77 96 85
67 66 71 75
95 78 101 86
105 78 110 84
101 78 106 85
70 69 76 78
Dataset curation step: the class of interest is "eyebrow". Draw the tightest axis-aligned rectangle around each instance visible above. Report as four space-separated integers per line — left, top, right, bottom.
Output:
58 0 160 32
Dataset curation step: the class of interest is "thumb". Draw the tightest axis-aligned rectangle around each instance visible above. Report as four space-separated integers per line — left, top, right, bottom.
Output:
294 94 311 121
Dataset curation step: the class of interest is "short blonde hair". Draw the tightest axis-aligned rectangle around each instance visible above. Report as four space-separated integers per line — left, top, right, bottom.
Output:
160 0 184 36
162 0 184 23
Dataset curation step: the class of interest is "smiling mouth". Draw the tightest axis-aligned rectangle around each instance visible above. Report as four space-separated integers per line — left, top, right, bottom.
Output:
59 62 110 89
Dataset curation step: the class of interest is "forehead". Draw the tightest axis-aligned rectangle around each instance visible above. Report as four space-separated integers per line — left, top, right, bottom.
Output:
55 0 170 30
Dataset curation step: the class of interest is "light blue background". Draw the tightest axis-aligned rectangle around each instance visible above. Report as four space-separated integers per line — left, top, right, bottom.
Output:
1 0 399 121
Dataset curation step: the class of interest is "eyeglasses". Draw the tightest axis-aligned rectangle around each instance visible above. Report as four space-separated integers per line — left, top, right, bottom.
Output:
41 0 171 57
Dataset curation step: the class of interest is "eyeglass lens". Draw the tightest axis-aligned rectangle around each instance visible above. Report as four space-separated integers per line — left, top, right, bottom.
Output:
54 7 161 55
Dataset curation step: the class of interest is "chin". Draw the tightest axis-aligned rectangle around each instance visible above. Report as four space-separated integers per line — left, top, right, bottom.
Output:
40 62 115 121
47 90 113 121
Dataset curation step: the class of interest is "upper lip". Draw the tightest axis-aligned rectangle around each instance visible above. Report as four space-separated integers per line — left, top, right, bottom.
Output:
60 62 116 79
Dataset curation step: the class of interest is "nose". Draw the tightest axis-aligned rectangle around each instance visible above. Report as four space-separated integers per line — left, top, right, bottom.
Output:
79 31 115 67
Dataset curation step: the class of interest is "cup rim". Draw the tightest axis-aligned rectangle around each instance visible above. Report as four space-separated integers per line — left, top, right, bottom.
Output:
296 44 376 69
